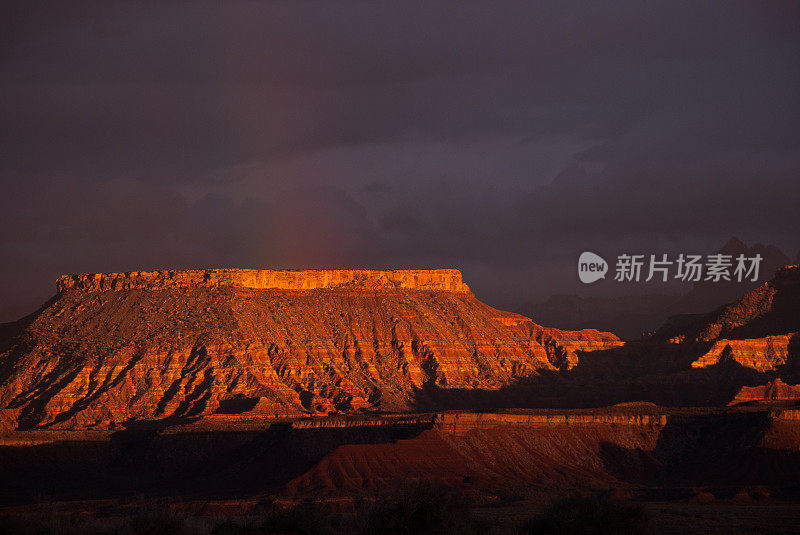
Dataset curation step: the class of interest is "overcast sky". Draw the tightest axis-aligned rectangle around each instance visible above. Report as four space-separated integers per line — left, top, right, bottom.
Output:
2 1 799 321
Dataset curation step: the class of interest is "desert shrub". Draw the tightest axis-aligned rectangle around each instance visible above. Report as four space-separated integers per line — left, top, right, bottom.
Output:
521 495 648 535
362 482 482 534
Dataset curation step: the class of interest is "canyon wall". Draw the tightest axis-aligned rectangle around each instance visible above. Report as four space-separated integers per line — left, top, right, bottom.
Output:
647 266 800 391
433 411 668 435
56 269 470 293
691 334 795 371
731 379 800 403
0 269 626 430
284 408 800 500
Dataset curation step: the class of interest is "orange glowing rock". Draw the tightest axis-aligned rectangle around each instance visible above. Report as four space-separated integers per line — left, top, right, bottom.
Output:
56 268 471 293
0 269 620 430
731 379 800 403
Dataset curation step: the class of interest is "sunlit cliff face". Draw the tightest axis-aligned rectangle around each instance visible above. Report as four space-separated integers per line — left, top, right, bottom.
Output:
0 268 624 430
56 269 471 293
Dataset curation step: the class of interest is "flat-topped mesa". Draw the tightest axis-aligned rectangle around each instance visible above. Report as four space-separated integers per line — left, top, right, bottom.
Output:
56 268 471 293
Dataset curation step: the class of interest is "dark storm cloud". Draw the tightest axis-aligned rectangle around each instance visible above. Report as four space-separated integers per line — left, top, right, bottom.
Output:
1 1 799 320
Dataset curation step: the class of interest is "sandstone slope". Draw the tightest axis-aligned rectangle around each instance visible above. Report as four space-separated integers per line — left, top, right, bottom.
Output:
637 265 800 404
517 265 800 408
731 379 800 404
0 269 620 430
286 409 800 500
650 265 800 373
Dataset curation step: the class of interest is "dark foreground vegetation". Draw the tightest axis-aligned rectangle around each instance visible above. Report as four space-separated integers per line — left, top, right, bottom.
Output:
0 486 653 535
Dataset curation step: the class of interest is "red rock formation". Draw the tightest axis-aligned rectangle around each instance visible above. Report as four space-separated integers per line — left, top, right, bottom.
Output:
433 410 667 435
0 269 621 430
286 412 666 497
284 408 800 499
730 379 800 404
648 265 800 375
527 325 624 370
661 265 800 342
691 335 795 371
482 312 624 369
56 268 470 293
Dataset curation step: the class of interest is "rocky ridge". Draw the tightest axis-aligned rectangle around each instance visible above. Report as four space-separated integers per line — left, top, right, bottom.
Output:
668 264 800 343
731 379 800 404
650 265 800 374
56 269 470 293
647 265 800 404
0 269 619 430
690 335 795 372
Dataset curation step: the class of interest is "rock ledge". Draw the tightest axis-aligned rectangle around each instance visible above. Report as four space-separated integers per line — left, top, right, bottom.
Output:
56 269 470 293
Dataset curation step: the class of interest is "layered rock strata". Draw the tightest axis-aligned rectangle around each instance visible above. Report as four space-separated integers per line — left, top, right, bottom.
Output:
56 269 470 293
652 265 800 377
691 335 795 371
731 379 800 404
0 269 620 429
